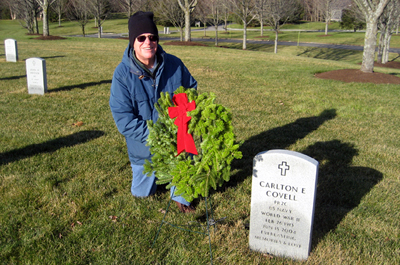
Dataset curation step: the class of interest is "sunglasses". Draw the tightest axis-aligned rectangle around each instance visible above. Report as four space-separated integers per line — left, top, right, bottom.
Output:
136 35 159 42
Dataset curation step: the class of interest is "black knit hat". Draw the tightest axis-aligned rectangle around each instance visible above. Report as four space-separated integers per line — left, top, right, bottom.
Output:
128 11 158 46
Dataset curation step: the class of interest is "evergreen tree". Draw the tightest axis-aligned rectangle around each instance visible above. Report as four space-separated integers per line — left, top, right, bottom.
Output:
340 8 365 32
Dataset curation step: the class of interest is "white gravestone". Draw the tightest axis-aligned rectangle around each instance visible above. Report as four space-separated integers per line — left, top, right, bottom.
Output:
26 58 47 95
163 27 170 34
249 149 318 260
5 39 18 62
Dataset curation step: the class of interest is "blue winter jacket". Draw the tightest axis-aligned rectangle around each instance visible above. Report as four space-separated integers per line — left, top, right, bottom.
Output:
109 44 197 165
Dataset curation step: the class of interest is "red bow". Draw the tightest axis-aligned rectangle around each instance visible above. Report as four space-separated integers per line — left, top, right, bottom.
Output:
168 93 198 155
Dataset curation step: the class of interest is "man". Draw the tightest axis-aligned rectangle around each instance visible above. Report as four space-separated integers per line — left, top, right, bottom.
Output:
109 11 197 213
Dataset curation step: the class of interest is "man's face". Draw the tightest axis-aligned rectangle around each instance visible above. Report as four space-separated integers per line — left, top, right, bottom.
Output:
133 33 158 64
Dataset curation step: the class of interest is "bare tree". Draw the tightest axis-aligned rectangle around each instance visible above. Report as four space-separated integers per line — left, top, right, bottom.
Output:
177 0 198 41
88 0 111 38
377 0 400 64
194 0 212 37
254 0 267 36
114 0 135 17
1 0 17 19
315 0 334 34
301 0 324 21
10 0 40 34
156 0 186 41
209 0 223 45
67 0 90 37
112 0 151 17
51 0 68 26
221 0 232 32
315 0 350 35
354 0 390 72
264 0 298 53
35 0 56 36
229 0 257 50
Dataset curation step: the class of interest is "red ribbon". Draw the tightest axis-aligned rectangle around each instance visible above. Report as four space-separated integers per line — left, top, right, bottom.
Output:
168 93 198 155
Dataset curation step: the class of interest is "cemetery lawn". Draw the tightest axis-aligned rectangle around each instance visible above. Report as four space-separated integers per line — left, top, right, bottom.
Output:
1 20 400 264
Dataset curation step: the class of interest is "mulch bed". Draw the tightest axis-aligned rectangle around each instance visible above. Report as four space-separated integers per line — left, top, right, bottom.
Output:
32 35 66 40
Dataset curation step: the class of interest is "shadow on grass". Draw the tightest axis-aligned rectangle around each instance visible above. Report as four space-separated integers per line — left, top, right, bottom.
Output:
0 130 105 166
229 109 337 189
0 75 26 81
49 79 111 93
301 140 383 248
21 55 66 61
297 47 360 61
39 55 66 60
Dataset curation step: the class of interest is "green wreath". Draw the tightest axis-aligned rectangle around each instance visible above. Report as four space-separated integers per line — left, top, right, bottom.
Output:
143 86 242 202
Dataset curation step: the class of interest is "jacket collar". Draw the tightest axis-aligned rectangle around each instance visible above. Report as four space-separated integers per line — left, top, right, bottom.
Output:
123 44 165 77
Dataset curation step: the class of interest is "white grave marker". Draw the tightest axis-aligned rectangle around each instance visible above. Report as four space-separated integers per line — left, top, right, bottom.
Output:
26 58 47 95
5 39 18 62
249 149 318 260
163 27 170 34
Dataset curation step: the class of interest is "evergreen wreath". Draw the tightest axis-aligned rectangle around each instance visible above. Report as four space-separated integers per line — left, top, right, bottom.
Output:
143 86 242 202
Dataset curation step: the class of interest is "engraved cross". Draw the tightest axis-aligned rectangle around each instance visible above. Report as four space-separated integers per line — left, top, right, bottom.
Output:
278 161 290 176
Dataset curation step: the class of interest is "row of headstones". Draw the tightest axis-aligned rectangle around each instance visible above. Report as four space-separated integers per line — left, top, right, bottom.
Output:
5 39 47 95
5 39 320 261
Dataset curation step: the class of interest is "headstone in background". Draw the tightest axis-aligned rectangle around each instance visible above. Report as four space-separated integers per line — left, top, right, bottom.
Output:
249 149 319 260
26 58 47 95
5 39 18 62
163 27 170 34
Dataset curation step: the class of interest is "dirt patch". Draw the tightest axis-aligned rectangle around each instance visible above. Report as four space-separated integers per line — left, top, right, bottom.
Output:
33 35 66 40
315 69 400 84
374 61 400 70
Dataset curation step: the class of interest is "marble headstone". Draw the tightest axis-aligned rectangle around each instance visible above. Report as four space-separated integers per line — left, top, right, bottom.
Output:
5 39 18 62
26 58 47 95
249 149 318 260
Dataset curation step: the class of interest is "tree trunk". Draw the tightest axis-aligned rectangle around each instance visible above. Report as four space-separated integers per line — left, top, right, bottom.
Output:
179 28 184 41
360 20 378 73
215 25 218 46
184 8 191 41
98 23 102 38
354 0 390 73
325 21 329 35
243 22 247 50
382 32 391 64
33 10 39 34
377 30 385 63
178 0 197 42
42 0 50 36
274 30 278 54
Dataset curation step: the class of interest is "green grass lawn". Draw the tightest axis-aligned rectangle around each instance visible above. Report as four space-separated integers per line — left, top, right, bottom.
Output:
1 19 400 264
